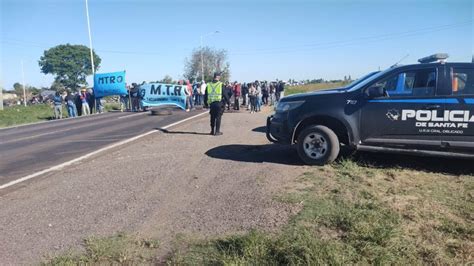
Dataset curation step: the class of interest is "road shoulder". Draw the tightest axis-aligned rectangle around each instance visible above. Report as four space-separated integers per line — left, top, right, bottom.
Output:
0 107 309 264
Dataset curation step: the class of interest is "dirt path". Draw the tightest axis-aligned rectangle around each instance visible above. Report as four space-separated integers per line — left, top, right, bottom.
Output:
0 107 310 264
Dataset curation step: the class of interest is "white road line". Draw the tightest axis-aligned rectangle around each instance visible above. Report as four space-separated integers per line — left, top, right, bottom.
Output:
117 112 149 119
0 111 208 190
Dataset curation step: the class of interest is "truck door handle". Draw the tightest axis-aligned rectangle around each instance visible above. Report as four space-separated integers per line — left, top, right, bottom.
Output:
423 104 441 110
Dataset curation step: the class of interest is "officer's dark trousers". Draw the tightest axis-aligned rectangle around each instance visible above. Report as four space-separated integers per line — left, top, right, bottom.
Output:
210 101 223 133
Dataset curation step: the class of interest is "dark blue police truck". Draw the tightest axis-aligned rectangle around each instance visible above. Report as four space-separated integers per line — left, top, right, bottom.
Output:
266 54 474 165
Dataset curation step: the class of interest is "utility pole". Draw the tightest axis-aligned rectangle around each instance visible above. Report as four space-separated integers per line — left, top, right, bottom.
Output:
21 60 26 107
85 0 95 75
200 35 204 83
85 0 96 113
0 67 3 111
0 84 3 111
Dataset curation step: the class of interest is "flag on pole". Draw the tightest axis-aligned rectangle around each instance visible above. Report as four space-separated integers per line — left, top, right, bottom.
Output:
93 71 127 97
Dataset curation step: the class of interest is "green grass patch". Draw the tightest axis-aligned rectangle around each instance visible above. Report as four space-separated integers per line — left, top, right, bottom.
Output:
168 158 473 264
104 103 121 112
0 103 122 128
0 104 63 128
285 82 346 95
43 233 159 265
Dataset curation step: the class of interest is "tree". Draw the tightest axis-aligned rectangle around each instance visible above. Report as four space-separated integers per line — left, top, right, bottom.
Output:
50 80 65 92
184 46 230 82
13 82 24 96
160 75 174 84
38 44 101 91
29 86 40 96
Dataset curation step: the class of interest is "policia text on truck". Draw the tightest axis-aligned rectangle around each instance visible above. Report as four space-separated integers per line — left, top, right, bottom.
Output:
266 54 474 165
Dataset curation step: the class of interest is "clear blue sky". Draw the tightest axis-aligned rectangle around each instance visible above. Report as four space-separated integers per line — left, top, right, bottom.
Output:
1 0 473 90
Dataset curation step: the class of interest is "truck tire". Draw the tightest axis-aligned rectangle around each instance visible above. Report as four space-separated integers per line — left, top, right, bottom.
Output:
296 125 340 165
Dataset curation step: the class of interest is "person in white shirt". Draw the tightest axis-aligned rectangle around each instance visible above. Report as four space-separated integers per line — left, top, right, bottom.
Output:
199 81 207 106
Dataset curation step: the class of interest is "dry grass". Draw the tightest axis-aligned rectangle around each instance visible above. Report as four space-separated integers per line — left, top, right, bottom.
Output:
286 82 346 95
42 233 160 265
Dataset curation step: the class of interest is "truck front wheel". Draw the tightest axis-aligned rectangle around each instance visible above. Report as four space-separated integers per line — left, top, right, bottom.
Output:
296 125 340 165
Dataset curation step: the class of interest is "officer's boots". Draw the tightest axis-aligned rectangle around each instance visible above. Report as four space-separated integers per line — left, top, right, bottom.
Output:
214 120 223 136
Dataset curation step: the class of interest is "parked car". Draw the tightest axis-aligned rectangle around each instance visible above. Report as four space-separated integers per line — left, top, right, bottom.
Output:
266 54 474 165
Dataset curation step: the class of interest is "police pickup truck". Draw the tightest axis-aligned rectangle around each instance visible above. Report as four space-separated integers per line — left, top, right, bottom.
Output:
266 54 474 165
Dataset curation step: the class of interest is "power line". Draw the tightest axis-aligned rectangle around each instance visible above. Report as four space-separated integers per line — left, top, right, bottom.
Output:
1 20 471 56
228 20 472 55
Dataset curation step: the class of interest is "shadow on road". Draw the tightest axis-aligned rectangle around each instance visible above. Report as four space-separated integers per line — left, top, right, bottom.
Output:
156 128 210 136
205 144 304 165
252 126 266 133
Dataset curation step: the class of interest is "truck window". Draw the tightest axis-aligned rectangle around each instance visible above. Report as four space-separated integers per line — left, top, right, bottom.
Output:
451 68 474 95
371 68 436 97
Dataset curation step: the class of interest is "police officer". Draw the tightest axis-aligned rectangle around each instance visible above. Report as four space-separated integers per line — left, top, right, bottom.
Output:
205 72 224 136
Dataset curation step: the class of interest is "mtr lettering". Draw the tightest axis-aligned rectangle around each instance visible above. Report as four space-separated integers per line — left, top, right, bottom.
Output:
149 84 183 96
98 75 123 84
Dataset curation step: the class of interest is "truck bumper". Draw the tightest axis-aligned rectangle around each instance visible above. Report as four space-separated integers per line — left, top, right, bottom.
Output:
266 115 291 144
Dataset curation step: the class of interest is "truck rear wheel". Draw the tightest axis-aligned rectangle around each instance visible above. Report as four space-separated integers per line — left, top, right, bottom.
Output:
297 125 340 165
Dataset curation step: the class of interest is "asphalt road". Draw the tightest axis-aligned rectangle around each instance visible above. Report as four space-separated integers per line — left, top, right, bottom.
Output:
0 109 205 189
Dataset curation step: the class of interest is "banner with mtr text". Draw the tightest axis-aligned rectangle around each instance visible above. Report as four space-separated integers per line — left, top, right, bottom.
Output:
139 83 188 110
93 71 127 98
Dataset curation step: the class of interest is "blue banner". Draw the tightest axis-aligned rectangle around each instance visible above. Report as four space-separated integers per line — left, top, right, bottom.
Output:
94 71 127 98
139 83 188 110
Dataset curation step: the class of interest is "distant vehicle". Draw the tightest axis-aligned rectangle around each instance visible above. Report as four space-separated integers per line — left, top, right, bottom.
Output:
40 90 56 103
266 54 474 165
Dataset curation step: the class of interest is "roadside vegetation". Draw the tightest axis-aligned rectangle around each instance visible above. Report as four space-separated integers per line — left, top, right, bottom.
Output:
285 82 346 95
43 233 159 265
0 102 121 128
45 154 473 265
169 155 473 264
0 104 61 128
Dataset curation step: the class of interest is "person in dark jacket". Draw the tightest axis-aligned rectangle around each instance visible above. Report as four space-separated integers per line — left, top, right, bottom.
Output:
65 91 77 118
75 91 82 116
241 82 248 107
262 82 269 105
276 81 285 102
87 89 95 114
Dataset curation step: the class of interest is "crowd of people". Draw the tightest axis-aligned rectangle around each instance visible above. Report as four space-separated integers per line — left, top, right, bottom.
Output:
49 79 286 120
200 72 288 136
119 80 287 114
187 80 286 113
52 88 105 119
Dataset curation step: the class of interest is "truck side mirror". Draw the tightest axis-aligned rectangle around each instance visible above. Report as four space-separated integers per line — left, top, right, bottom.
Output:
366 84 385 98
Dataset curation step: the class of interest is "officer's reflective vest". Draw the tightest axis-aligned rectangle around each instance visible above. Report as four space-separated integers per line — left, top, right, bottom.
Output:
207 81 223 103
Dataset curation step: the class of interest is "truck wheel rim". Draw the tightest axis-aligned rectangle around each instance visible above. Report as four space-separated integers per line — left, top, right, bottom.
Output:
303 133 328 160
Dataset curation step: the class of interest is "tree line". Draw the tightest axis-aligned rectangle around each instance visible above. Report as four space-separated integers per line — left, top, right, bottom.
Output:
6 43 231 95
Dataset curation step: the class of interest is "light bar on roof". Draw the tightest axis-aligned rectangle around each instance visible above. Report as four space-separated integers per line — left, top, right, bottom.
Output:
418 53 449 64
